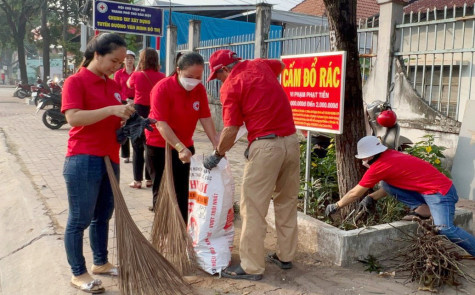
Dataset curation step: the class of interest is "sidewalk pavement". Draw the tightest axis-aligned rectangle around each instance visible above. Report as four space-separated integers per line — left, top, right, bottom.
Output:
0 88 474 295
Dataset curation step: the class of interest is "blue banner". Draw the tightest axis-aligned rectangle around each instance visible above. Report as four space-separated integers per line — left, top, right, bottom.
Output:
93 0 163 36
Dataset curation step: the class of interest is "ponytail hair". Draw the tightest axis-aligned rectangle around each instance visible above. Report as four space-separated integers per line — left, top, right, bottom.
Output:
170 51 204 76
78 33 127 69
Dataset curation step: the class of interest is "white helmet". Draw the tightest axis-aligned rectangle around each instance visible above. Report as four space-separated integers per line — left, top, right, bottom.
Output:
355 136 388 159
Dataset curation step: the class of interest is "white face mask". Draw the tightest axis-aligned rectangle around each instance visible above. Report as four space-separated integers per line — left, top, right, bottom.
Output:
179 77 201 91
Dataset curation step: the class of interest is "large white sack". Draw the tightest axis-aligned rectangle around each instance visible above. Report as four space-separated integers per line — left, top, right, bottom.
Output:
188 156 235 275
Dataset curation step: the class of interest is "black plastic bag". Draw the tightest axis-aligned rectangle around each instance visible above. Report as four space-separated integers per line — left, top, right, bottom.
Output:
116 112 157 144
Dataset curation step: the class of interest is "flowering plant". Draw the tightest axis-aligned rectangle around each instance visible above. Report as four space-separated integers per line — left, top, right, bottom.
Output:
404 134 451 177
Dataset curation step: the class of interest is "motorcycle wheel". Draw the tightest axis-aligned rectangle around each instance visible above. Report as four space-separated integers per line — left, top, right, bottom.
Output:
42 111 64 130
17 90 27 99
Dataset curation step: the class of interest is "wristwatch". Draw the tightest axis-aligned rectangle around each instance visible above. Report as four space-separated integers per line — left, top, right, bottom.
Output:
175 142 186 153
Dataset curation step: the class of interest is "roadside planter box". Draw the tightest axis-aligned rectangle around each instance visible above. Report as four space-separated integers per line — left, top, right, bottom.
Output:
266 201 473 266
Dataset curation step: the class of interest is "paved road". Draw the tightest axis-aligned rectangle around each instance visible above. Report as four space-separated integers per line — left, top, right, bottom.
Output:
0 88 474 295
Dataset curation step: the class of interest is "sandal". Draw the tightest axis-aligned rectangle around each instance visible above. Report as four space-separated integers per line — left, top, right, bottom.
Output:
402 211 431 221
146 180 153 188
91 262 119 276
70 273 104 294
129 181 142 189
266 253 293 269
221 264 262 281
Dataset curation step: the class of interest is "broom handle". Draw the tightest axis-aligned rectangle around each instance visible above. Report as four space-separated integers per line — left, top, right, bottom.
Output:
164 143 176 197
104 156 123 206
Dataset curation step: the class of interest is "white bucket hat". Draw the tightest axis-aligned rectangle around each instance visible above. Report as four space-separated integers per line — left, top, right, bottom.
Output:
355 136 388 159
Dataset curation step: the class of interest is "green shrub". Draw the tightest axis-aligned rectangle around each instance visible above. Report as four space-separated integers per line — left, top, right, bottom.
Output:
404 134 451 178
298 139 338 221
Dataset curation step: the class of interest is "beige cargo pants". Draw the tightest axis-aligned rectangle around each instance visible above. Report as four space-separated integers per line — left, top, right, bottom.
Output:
239 133 300 275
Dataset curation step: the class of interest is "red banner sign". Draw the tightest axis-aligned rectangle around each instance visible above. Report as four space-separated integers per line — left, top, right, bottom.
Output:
281 52 346 134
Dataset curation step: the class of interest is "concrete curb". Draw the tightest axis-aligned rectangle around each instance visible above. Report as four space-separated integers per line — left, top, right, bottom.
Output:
266 201 473 266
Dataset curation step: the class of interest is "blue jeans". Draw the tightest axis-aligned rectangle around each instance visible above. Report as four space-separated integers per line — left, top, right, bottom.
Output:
63 155 119 276
382 181 475 256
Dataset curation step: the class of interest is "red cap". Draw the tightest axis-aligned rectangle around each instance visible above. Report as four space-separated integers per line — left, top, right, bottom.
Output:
207 49 241 82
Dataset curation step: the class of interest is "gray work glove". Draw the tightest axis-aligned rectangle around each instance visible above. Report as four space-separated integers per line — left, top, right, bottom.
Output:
358 196 376 213
325 203 340 217
203 153 223 170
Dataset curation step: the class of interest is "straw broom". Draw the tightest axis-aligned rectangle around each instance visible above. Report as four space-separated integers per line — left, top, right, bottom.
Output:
150 144 198 275
104 156 193 295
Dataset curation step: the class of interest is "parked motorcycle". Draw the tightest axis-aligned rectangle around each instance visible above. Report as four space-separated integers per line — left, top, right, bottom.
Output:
33 78 63 106
36 93 67 129
47 78 63 94
366 100 412 150
13 81 32 99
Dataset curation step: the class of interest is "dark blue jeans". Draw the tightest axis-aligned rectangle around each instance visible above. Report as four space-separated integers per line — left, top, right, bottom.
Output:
382 181 475 256
63 155 119 276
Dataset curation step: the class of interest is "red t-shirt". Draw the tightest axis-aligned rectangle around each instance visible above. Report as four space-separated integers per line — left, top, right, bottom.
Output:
359 149 453 195
61 67 123 163
114 68 135 100
128 69 166 106
220 59 296 142
146 74 211 148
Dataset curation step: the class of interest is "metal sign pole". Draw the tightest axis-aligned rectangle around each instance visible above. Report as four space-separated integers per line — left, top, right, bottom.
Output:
304 131 312 214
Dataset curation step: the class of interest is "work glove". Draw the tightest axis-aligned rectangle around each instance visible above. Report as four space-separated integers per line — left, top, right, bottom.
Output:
116 112 157 144
357 196 376 213
325 203 340 217
203 153 223 170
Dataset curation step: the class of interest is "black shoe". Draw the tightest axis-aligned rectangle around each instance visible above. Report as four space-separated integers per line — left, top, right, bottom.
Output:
267 253 292 269
221 264 263 281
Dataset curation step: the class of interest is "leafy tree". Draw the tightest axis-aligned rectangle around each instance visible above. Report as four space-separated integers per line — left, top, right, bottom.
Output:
0 0 43 83
0 8 15 82
322 0 367 197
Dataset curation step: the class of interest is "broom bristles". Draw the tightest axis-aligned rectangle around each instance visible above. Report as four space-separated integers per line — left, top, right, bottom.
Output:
104 156 193 295
151 144 198 275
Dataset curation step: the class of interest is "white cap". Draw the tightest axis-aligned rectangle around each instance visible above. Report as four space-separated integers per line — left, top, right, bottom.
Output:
126 50 136 58
355 136 388 159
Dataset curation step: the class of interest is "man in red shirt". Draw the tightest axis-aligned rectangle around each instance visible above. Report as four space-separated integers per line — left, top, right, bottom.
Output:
205 50 299 280
325 136 475 256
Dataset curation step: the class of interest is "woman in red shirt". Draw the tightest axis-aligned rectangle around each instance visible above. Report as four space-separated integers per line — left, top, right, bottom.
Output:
127 48 166 189
114 50 136 163
147 51 218 222
61 33 135 293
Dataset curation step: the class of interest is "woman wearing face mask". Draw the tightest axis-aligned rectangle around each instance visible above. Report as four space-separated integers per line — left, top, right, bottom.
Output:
126 48 166 189
62 33 135 293
146 51 218 222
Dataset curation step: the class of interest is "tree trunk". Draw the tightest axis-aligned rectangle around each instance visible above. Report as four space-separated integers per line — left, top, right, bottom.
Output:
322 0 366 197
41 0 50 80
62 0 68 77
16 20 28 83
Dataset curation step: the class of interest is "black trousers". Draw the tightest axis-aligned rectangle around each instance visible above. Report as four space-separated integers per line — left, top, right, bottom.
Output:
146 145 195 224
120 138 130 158
132 104 151 181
